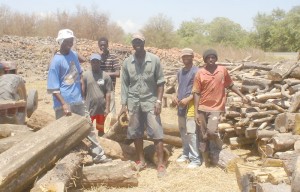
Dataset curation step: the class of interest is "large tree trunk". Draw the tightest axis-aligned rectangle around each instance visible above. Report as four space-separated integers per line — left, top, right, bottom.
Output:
268 61 299 81
31 151 83 192
78 160 138 188
97 137 136 161
0 133 33 153
0 114 90 192
214 149 242 172
26 109 55 131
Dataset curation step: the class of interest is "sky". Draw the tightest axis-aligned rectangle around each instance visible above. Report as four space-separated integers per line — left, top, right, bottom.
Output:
0 0 299 33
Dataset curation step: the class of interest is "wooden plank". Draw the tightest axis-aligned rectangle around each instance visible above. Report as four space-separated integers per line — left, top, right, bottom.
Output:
0 114 90 192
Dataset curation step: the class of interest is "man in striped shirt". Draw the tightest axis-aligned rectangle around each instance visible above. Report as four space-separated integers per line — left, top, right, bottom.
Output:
98 37 120 115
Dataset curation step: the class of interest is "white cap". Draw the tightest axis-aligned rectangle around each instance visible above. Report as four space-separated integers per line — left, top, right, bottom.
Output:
56 29 75 45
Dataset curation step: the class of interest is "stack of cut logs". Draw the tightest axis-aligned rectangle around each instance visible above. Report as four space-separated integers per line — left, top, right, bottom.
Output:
163 59 300 192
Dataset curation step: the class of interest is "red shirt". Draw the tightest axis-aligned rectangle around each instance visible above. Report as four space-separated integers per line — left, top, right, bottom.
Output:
192 65 233 112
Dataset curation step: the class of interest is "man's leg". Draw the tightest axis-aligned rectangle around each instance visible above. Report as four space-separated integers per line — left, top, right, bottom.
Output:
145 111 166 177
177 116 189 162
186 117 201 167
206 112 222 165
110 91 116 115
127 108 147 169
72 103 111 163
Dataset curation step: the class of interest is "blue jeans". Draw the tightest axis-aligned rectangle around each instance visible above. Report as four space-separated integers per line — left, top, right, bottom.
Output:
55 101 105 157
178 116 201 164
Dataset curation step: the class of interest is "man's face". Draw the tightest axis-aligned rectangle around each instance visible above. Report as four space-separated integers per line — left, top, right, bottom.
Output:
205 55 217 65
132 39 145 53
182 55 194 66
98 40 108 52
91 59 101 72
60 38 74 53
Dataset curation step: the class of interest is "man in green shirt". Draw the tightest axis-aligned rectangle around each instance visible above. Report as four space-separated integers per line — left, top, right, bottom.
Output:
119 33 166 178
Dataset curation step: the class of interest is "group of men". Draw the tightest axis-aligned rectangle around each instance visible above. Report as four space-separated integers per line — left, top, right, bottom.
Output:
47 28 248 178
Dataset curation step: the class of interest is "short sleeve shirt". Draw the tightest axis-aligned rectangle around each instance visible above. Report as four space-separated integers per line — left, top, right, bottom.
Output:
192 65 233 112
121 52 165 112
47 50 83 109
100 52 120 89
83 70 112 116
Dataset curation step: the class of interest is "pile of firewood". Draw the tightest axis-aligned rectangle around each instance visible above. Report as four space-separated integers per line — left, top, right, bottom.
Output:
162 58 300 192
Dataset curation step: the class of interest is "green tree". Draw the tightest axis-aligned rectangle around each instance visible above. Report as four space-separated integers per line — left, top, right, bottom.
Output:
176 18 208 47
207 17 249 47
141 13 177 49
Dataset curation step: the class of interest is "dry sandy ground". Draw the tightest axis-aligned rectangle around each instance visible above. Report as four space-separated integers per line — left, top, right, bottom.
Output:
25 78 240 192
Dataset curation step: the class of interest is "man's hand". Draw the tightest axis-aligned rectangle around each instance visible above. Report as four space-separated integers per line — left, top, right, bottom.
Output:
242 96 250 104
195 112 201 126
154 102 162 115
178 97 189 107
62 103 72 116
171 95 178 107
104 108 110 116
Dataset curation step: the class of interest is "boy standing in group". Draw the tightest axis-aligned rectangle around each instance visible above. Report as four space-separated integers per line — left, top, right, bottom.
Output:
83 53 112 136
98 37 120 115
192 49 249 166
172 48 201 168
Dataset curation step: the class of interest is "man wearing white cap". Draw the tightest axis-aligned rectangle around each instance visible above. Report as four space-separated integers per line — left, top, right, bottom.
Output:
119 33 166 178
47 29 111 164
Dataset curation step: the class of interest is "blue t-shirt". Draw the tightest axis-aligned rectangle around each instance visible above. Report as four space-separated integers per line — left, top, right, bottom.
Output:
47 50 83 109
177 65 199 116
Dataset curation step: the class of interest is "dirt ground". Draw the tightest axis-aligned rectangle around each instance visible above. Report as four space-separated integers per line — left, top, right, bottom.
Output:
25 77 241 192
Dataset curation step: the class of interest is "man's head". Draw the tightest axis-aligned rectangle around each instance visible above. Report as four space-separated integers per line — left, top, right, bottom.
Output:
181 48 194 67
56 29 75 54
90 53 101 72
131 33 145 54
98 37 109 53
203 49 218 65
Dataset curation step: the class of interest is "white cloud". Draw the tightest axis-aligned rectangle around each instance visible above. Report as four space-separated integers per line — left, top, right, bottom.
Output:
116 19 141 34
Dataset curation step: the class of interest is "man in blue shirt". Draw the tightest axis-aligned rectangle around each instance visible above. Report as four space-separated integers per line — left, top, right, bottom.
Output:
47 29 111 164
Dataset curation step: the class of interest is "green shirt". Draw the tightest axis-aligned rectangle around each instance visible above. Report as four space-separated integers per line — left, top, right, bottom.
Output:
121 52 165 112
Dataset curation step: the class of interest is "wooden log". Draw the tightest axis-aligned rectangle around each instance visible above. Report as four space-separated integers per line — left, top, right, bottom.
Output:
265 144 275 157
97 137 136 161
256 182 291 192
103 121 128 144
218 123 234 132
252 116 276 125
257 129 279 139
214 149 242 172
262 158 283 167
268 61 299 81
274 113 297 133
161 122 181 137
79 160 138 188
250 101 285 113
289 91 300 113
288 84 300 94
230 137 255 148
274 151 298 176
295 140 300 153
143 140 173 165
31 152 83 192
0 114 90 192
292 155 300 192
0 132 33 153
245 127 257 139
235 163 258 192
246 110 279 119
267 168 290 184
294 113 300 135
253 92 282 102
272 134 300 152
289 65 300 79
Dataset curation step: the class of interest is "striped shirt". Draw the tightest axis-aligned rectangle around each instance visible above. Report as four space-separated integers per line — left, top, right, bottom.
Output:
100 51 120 89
